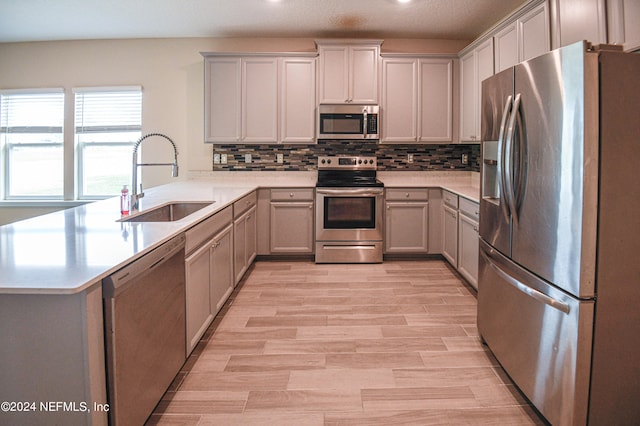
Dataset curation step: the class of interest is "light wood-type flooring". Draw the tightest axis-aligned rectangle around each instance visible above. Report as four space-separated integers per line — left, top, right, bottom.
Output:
148 260 547 425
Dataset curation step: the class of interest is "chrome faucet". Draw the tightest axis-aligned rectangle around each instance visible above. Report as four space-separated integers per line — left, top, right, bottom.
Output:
131 133 179 211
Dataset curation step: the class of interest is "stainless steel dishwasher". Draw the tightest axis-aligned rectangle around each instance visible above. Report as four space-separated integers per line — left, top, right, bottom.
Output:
103 234 186 426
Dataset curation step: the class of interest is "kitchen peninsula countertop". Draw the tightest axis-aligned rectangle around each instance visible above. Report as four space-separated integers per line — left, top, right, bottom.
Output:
0 171 479 295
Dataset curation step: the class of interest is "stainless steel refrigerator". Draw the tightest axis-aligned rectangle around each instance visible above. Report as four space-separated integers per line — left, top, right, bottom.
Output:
478 41 640 426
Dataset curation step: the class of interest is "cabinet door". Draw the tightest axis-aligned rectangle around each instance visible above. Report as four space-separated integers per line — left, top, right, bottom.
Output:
458 214 479 289
234 214 247 284
185 241 214 354
280 58 316 144
608 0 640 51
381 58 418 143
270 202 314 253
318 46 349 104
494 22 518 73
519 2 550 62
211 224 234 314
419 59 453 142
246 206 257 265
385 202 429 253
459 51 477 142
442 204 458 267
242 57 278 143
204 57 241 143
350 45 379 103
550 0 607 49
475 39 495 140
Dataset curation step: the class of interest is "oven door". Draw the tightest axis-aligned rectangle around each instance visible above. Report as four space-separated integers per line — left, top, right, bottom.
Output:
315 188 383 242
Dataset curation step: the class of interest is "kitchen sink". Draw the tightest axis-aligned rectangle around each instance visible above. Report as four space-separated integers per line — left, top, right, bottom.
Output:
119 202 213 222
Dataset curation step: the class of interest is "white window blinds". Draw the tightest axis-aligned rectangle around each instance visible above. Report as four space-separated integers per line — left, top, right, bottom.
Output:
0 90 65 198
74 87 142 198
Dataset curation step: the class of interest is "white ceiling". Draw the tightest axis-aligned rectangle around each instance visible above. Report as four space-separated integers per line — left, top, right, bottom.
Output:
0 0 529 43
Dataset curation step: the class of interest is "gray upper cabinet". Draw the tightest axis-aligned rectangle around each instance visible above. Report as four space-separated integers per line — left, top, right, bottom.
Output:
607 0 640 52
549 0 608 49
459 38 494 143
202 53 317 144
381 56 453 144
494 1 550 73
317 40 381 104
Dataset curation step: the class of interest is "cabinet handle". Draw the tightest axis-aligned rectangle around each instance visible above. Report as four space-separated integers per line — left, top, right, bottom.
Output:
473 226 478 232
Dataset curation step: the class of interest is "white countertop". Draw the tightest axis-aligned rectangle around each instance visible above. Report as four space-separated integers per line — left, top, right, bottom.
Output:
0 172 479 295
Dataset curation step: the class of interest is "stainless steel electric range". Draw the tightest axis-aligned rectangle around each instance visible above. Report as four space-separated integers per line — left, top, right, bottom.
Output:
315 156 384 263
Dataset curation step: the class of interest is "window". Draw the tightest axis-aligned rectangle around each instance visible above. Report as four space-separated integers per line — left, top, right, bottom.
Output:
0 90 65 199
74 87 141 198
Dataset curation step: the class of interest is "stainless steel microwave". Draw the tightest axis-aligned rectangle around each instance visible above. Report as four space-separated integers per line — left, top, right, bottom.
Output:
317 104 379 140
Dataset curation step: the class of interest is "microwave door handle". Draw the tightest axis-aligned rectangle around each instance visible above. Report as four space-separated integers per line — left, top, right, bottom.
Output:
363 108 368 138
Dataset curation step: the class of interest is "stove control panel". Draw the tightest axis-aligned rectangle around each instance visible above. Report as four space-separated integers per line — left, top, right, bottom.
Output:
318 156 377 170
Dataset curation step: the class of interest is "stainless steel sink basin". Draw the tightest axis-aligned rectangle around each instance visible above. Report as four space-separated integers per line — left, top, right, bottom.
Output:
119 202 213 222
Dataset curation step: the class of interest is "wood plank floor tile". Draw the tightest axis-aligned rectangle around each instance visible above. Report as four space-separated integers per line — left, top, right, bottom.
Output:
196 412 325 426
325 352 425 369
149 260 547 425
225 354 326 372
287 368 396 390
245 389 362 412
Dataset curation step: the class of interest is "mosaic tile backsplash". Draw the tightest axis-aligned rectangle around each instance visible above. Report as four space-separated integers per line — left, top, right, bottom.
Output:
212 140 480 172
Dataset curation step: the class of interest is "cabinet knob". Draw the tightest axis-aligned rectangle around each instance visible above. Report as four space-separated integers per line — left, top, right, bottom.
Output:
290 193 294 197
405 193 410 198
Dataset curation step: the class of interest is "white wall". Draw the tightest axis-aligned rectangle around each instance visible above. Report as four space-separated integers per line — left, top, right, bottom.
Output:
0 36 467 224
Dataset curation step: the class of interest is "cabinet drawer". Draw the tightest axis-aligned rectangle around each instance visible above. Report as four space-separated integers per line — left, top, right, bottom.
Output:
459 197 479 221
270 188 314 201
233 191 257 218
385 188 429 201
443 190 459 209
185 206 232 254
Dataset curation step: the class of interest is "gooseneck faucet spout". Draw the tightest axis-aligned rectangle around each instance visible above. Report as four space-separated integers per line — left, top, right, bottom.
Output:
131 133 179 211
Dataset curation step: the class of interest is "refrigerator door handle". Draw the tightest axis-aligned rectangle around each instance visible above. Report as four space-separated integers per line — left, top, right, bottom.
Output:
498 95 513 222
504 93 521 225
481 248 571 314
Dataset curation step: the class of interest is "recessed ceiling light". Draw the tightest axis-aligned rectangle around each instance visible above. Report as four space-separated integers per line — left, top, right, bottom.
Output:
397 0 412 3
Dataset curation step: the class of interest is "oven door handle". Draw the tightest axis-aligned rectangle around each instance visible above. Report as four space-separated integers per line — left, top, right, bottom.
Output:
316 188 383 196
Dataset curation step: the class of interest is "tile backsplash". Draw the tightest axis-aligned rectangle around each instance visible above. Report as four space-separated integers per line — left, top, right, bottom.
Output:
213 140 480 172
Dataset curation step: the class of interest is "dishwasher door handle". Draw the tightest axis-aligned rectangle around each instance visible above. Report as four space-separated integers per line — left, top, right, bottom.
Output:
103 234 185 296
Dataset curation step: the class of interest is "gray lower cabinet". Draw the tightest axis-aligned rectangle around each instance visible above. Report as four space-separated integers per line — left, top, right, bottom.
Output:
269 188 314 254
384 188 429 253
185 206 234 355
234 192 257 284
457 197 479 289
0 285 108 426
442 190 459 267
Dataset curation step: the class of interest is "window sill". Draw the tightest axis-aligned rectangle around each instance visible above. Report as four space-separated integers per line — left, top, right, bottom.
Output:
0 200 93 208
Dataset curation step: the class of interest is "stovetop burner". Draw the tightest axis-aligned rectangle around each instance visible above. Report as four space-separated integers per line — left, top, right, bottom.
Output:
316 156 383 188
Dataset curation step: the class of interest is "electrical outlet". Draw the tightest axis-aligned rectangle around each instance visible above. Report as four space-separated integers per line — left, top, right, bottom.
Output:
220 153 227 164
276 153 284 164
407 154 414 163
245 153 252 163
461 153 469 165
214 153 220 164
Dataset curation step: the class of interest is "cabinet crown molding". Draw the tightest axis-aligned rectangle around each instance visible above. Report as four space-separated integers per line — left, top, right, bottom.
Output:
315 39 384 47
201 51 317 58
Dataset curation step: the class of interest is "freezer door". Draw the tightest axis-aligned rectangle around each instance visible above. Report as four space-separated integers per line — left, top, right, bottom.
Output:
509 41 597 298
479 68 514 257
477 240 594 426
